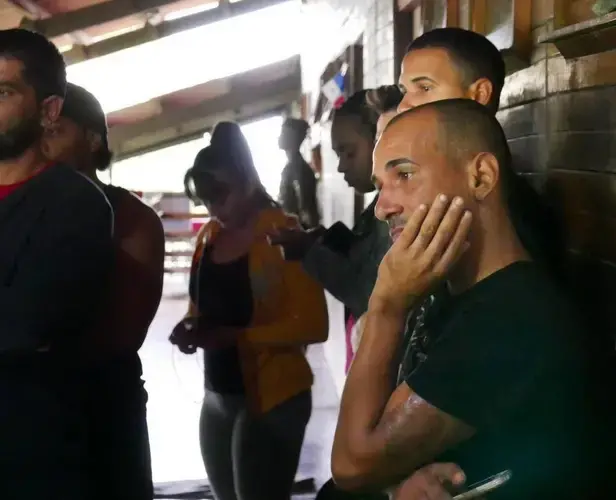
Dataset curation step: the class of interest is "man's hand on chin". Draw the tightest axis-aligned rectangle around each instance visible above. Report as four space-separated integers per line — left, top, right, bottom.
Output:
370 194 472 319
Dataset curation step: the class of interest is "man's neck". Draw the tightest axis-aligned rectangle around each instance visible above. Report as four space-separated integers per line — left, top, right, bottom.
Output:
447 212 530 295
0 147 47 185
286 149 302 162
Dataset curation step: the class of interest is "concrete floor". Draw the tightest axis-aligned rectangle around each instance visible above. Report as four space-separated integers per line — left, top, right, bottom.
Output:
140 275 340 495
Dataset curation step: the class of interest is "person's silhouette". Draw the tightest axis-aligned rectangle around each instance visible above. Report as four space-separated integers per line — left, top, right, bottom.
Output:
278 117 320 228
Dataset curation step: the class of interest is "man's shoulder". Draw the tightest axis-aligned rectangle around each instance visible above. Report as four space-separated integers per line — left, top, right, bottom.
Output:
104 185 162 236
42 164 111 210
104 185 157 217
43 163 93 188
31 166 113 238
462 261 563 307
444 261 579 341
280 163 292 178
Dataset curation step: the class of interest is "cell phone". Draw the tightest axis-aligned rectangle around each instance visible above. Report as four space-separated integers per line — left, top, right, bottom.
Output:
452 470 512 500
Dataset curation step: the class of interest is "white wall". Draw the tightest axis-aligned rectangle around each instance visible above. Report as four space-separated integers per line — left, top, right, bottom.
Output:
317 123 356 396
301 0 395 397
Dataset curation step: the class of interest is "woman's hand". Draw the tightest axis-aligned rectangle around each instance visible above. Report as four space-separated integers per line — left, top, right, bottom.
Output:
170 318 243 352
370 194 472 317
392 463 466 500
169 317 200 354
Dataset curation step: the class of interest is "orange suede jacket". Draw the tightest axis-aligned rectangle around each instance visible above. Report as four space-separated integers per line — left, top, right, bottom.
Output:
187 208 329 414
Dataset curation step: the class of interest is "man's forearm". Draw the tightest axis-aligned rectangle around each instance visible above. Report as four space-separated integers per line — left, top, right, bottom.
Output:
332 303 409 488
332 297 475 491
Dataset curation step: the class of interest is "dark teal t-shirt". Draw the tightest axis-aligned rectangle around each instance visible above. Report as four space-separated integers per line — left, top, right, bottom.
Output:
399 262 594 499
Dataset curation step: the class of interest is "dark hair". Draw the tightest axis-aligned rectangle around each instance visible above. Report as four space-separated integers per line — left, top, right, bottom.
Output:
61 83 111 171
281 117 309 143
365 85 403 115
93 146 113 171
0 29 66 101
407 28 505 113
390 99 565 279
186 121 276 206
196 121 259 185
184 167 196 201
333 90 378 139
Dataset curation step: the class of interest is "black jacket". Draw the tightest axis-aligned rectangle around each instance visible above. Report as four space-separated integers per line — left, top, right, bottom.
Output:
302 197 390 318
0 165 114 353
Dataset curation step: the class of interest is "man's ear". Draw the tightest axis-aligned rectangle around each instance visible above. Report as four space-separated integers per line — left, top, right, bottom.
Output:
467 78 494 108
466 152 499 201
40 95 63 128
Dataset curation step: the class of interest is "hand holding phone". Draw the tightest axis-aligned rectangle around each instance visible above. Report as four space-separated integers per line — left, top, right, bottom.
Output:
452 470 512 500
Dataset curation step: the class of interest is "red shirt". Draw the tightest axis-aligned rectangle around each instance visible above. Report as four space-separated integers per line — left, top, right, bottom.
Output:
0 164 53 200
0 178 30 200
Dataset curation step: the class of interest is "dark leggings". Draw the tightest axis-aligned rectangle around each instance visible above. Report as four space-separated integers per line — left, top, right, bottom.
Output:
200 389 312 500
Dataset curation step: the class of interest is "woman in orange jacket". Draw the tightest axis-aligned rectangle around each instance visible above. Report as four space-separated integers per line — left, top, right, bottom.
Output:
170 121 329 500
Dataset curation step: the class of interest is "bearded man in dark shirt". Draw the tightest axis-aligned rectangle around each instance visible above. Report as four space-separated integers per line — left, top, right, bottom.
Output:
0 29 113 499
332 99 597 499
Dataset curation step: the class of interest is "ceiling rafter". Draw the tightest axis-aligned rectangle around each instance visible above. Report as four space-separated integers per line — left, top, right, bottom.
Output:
109 55 301 160
61 0 288 64
21 0 178 39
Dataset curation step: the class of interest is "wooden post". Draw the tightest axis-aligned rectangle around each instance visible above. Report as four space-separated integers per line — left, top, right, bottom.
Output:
446 0 460 27
471 0 487 34
394 0 414 80
397 0 422 12
512 0 532 59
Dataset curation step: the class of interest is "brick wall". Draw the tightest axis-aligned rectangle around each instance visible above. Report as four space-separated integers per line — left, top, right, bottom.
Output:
497 1 616 340
497 0 616 177
363 0 396 87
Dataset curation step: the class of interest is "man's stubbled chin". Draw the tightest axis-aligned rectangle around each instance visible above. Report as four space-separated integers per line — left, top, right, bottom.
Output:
389 226 404 242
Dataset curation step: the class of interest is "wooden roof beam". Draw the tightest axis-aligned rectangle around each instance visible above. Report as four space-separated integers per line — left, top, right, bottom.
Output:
61 0 289 64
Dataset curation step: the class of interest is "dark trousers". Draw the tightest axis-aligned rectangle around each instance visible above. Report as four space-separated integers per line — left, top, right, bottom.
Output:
0 357 88 500
83 355 153 500
200 389 312 500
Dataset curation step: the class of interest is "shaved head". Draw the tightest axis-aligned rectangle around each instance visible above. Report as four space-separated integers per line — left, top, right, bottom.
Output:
385 98 511 176
375 99 565 281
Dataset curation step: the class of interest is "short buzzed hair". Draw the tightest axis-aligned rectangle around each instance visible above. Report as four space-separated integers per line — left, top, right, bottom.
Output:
365 85 403 115
387 98 512 187
406 28 505 112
